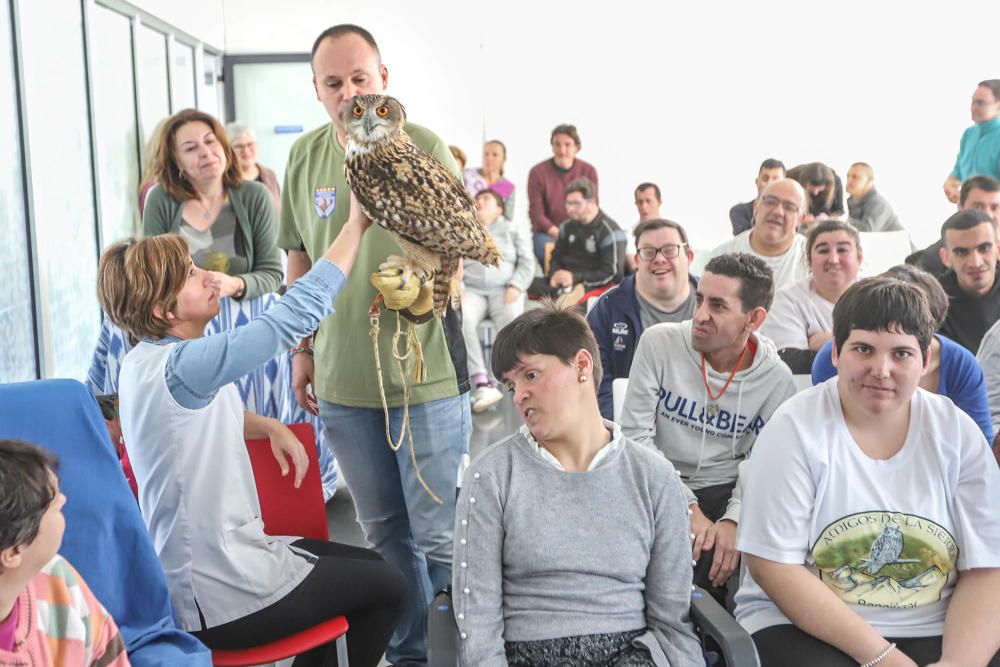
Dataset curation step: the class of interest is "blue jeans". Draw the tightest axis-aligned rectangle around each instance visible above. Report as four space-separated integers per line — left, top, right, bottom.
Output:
532 231 554 266
319 393 471 666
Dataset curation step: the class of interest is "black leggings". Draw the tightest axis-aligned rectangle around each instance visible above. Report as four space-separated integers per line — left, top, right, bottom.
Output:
191 539 408 667
753 624 1000 667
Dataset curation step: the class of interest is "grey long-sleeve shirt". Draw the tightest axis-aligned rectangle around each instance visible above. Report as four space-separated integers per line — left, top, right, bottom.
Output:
452 423 703 666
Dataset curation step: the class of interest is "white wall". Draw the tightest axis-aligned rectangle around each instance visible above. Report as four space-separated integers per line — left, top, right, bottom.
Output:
131 0 226 47
222 0 1000 249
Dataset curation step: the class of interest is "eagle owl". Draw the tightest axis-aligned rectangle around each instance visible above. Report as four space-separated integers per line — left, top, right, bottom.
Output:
859 523 915 575
342 94 502 317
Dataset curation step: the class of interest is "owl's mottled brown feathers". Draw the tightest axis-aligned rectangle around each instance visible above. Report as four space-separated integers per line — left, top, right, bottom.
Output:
342 94 501 317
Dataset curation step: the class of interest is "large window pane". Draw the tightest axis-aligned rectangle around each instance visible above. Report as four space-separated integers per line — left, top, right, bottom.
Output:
0 0 36 381
136 24 170 147
91 5 140 246
200 51 221 118
170 40 196 111
17 0 99 379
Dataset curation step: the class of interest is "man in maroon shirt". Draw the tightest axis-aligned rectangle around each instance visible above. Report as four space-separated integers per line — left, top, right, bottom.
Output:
527 124 599 264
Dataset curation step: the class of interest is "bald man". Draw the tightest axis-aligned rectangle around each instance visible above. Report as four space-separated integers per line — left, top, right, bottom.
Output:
709 179 808 290
845 162 904 233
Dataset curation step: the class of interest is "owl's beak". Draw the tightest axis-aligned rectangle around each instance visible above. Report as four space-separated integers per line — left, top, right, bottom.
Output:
363 114 375 136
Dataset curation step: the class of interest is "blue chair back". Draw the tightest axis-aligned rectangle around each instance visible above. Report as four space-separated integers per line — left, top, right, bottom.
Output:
0 379 211 666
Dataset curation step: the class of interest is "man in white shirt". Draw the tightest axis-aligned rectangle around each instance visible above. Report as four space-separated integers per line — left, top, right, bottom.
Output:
710 179 808 291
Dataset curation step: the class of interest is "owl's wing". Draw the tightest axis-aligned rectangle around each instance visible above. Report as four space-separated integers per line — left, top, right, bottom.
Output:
349 138 500 265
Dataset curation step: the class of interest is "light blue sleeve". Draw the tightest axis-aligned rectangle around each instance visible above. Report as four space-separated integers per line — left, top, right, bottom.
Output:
165 259 345 409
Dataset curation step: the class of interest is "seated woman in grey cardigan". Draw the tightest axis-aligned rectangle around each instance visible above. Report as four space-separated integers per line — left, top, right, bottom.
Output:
452 302 703 666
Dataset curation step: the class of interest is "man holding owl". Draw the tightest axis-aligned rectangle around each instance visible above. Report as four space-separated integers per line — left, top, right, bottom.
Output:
276 24 471 666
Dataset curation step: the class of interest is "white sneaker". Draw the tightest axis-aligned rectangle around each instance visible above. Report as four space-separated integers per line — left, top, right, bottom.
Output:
471 385 504 413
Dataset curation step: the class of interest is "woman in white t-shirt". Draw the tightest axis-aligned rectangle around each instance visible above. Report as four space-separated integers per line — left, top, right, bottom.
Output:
761 220 861 374
736 276 1000 667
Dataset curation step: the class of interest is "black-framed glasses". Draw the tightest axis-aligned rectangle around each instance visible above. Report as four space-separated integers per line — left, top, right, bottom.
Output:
637 243 687 261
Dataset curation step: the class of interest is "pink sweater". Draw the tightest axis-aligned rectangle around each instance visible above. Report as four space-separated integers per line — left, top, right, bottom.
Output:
0 556 130 666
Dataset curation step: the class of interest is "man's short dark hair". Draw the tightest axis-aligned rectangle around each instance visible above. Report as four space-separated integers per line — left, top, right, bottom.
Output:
833 277 934 363
634 182 662 201
474 188 505 211
979 79 1000 100
881 264 949 330
311 24 381 64
565 177 595 201
703 253 774 312
551 124 581 148
0 439 59 560
959 175 1000 207
759 158 785 174
940 209 994 243
492 300 602 392
633 218 689 248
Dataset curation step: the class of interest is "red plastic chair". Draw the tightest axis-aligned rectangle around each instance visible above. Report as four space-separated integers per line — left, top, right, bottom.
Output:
211 423 348 666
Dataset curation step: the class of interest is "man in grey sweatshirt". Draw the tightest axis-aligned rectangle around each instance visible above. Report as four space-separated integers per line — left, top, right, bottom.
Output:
621 253 796 605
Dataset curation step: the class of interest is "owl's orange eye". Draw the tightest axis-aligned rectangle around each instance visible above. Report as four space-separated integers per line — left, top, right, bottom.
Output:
353 106 363 117
376 105 389 117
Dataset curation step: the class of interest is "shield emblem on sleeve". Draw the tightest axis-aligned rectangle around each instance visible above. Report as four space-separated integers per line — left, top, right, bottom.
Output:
314 186 337 219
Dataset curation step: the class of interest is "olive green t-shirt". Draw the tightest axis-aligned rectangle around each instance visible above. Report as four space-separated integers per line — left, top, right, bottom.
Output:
278 122 468 407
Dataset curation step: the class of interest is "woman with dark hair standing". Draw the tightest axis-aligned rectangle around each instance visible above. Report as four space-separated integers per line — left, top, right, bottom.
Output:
144 108 283 301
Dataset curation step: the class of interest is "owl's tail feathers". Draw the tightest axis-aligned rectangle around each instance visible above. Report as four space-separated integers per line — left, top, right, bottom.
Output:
433 256 460 318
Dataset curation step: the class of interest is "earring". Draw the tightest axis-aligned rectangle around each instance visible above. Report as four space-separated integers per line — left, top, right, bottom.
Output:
578 375 588 383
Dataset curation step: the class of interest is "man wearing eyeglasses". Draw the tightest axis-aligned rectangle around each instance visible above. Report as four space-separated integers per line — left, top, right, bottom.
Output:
527 177 625 303
587 219 697 419
709 179 808 291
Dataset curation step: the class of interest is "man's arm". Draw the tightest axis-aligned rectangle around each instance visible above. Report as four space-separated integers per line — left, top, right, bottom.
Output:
585 301 615 420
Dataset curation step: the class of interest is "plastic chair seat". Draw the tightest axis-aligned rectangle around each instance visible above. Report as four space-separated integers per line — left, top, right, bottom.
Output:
211 615 348 666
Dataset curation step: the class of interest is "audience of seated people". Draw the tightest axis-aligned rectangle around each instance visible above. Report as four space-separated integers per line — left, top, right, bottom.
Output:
527 123 599 264
463 140 516 220
812 263 993 443
937 209 1000 354
0 439 131 666
737 276 1000 667
527 176 626 304
786 162 846 229
845 162 904 232
729 158 786 236
907 174 1000 276
454 303 703 666
761 220 862 374
621 253 796 606
461 189 534 413
710 178 808 290
587 218 697 419
12 28 1000 667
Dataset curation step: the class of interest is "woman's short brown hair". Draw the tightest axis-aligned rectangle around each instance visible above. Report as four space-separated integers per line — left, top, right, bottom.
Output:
97 235 190 345
154 109 242 201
